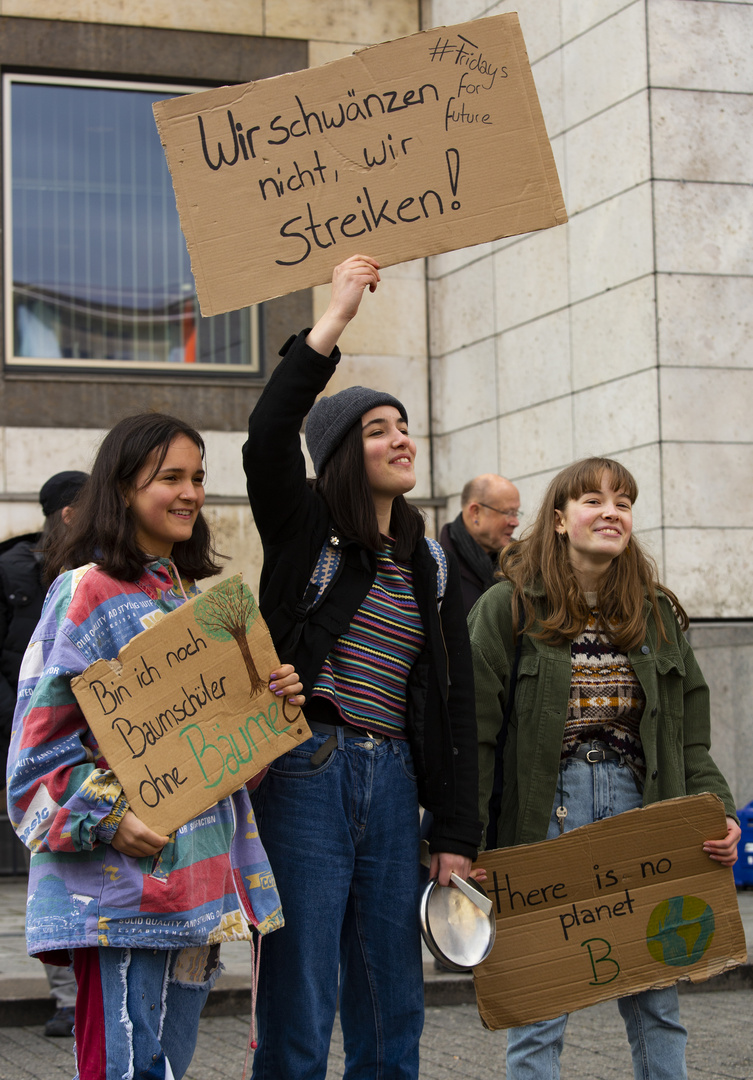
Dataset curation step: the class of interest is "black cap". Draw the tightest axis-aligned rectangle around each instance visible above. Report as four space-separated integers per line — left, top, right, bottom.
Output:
39 471 89 517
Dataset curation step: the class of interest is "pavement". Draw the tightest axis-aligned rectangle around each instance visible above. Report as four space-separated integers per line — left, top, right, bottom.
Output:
1 874 752 1079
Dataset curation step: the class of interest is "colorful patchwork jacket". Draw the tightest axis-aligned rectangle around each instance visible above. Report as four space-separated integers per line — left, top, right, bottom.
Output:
6 560 283 957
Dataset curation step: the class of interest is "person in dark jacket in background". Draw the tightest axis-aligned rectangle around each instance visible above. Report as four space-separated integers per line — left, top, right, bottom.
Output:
0 470 88 765
243 254 481 1080
440 473 520 614
0 468 87 1036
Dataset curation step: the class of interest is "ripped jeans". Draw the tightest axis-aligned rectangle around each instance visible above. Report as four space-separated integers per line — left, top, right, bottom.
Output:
72 944 220 1080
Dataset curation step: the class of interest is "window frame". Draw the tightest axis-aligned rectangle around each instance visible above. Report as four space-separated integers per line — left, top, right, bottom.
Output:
2 72 260 377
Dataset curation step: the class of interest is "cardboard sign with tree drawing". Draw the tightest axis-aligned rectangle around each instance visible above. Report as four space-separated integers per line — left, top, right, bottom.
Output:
72 575 310 834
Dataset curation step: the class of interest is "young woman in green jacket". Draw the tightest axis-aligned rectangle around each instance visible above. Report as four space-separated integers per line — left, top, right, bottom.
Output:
468 455 739 1080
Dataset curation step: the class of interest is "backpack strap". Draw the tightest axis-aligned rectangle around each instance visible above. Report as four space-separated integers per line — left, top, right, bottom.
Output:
424 537 447 604
293 532 343 622
297 532 448 627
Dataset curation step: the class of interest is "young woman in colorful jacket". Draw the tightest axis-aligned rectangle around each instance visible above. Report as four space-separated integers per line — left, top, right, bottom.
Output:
6 413 303 1080
468 455 739 1080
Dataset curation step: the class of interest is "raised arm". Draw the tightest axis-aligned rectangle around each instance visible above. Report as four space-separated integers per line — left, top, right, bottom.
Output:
244 254 382 551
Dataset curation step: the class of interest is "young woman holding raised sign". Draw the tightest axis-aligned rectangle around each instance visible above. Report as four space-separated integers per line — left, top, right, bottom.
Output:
469 456 740 1080
6 413 304 1080
243 254 481 1079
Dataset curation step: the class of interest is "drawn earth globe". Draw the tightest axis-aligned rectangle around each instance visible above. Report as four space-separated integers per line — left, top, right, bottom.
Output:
646 895 715 967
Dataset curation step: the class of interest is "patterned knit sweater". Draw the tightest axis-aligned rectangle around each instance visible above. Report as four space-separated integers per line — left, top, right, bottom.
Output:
7 560 283 957
562 600 646 782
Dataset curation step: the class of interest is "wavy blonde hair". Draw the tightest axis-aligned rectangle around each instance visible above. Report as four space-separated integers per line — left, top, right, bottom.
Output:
500 457 687 650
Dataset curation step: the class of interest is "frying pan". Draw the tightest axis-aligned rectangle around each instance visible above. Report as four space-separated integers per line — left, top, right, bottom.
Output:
419 873 496 972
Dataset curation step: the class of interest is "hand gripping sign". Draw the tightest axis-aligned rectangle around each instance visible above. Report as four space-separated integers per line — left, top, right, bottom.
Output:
472 794 746 1029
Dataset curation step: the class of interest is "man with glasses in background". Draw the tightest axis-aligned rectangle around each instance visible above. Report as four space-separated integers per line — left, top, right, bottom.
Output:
440 474 521 615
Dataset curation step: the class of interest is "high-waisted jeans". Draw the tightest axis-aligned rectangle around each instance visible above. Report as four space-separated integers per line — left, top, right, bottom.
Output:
506 756 688 1080
251 726 424 1080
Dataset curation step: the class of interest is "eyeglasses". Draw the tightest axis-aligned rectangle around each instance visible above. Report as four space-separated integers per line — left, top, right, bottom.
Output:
478 503 523 519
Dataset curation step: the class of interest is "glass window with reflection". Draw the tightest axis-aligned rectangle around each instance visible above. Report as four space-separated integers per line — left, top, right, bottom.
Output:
4 75 258 373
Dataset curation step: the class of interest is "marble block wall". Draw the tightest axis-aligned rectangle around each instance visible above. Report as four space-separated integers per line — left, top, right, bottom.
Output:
428 0 753 619
427 0 753 804
687 622 753 809
1 0 417 48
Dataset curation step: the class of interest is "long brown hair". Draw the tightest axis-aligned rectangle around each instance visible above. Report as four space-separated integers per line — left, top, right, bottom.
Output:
500 457 687 650
313 418 423 560
47 413 223 583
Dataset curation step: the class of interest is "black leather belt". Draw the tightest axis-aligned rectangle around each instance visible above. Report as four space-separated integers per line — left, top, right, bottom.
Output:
570 741 621 764
308 719 387 766
308 719 386 742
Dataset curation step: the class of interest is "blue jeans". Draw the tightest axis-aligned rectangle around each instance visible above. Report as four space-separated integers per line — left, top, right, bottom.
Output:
72 944 219 1079
506 757 688 1080
251 727 424 1080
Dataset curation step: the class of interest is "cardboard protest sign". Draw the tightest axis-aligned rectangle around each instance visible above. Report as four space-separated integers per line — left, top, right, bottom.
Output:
72 575 310 834
153 13 567 315
473 794 746 1029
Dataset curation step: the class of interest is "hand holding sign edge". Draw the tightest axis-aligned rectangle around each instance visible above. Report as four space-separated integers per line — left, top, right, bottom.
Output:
305 254 381 357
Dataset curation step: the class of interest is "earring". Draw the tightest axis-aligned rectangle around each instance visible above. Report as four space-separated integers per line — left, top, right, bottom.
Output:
474 519 479 525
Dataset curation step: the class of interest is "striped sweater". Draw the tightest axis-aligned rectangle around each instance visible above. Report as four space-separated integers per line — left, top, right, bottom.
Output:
6 560 283 957
311 543 425 737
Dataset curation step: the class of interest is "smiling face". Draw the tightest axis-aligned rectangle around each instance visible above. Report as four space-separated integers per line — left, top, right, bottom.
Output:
361 405 416 505
127 434 206 558
555 471 633 586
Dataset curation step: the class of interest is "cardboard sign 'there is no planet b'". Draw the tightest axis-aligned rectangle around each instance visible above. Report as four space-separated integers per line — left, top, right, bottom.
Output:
153 13 567 315
473 794 746 1029
72 575 310 834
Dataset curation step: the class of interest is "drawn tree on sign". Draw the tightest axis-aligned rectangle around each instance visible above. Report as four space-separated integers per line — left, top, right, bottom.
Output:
193 580 265 697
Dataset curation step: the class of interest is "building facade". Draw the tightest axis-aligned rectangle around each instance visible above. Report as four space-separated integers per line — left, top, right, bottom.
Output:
1 0 751 803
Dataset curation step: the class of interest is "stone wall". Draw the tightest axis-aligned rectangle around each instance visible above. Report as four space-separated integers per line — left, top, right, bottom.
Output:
687 622 753 809
427 0 753 805
428 0 753 619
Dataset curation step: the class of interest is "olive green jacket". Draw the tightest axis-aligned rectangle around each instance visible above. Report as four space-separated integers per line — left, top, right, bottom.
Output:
468 580 737 849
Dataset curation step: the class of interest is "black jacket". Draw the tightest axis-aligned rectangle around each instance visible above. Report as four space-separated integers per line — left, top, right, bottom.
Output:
243 331 481 859
0 532 44 780
439 522 489 615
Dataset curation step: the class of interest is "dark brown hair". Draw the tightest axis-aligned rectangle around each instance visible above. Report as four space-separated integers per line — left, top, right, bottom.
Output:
39 510 72 587
500 457 687 650
47 413 222 583
313 418 423 560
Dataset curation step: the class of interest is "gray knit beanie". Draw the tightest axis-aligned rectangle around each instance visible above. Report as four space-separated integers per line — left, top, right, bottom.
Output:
305 386 408 475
